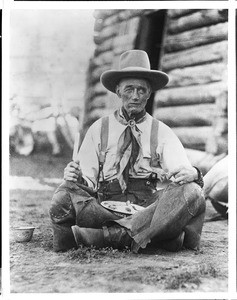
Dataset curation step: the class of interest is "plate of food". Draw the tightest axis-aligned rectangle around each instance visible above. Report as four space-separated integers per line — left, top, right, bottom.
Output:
100 200 145 216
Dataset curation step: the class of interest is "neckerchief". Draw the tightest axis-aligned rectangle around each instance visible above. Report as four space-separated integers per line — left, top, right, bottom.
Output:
114 107 147 193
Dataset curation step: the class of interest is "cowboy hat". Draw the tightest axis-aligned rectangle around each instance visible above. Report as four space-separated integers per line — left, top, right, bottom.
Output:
100 50 169 93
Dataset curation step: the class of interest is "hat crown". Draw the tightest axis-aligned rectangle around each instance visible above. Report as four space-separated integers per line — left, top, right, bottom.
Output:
119 50 151 70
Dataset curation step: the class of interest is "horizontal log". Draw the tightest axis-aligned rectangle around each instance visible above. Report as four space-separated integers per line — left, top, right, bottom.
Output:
114 44 135 56
91 81 108 97
113 34 137 48
168 9 200 19
167 10 228 35
95 38 114 56
117 10 146 22
172 126 212 150
164 22 228 53
83 108 115 131
103 10 142 28
215 90 228 113
162 40 227 71
103 14 120 27
154 82 227 107
154 104 215 127
113 36 136 55
168 62 227 87
205 131 228 155
86 92 120 113
93 10 119 20
94 19 104 33
117 17 140 36
94 25 117 45
114 38 135 56
91 65 111 83
93 51 114 67
88 96 107 111
212 116 228 135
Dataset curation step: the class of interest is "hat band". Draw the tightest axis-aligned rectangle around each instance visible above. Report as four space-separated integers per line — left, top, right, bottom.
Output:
119 66 151 72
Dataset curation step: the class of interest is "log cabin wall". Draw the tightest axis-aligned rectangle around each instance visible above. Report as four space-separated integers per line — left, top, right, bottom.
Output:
155 9 228 154
82 9 228 155
81 9 154 136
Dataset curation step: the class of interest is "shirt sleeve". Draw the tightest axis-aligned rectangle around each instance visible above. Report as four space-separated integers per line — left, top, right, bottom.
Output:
158 122 192 173
78 121 100 188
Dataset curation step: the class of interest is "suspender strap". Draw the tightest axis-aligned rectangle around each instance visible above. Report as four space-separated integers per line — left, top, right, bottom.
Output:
98 116 109 183
98 116 158 183
150 118 159 168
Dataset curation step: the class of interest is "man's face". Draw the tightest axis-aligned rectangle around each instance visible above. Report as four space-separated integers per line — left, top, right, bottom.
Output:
116 78 151 116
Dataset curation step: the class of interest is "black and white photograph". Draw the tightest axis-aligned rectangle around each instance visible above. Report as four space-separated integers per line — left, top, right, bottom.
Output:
7 8 229 294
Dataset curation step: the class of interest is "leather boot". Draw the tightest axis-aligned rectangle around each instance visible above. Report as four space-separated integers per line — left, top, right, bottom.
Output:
71 225 132 249
183 211 206 250
72 225 107 248
103 225 132 249
159 231 185 252
53 224 77 252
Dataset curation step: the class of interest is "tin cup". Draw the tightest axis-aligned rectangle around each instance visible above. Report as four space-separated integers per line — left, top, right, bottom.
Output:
13 226 35 242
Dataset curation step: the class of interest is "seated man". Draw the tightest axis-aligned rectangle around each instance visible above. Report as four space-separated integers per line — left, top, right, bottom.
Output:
49 50 206 253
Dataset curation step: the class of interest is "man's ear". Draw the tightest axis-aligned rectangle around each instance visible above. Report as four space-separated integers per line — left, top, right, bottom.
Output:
148 90 152 99
116 85 121 98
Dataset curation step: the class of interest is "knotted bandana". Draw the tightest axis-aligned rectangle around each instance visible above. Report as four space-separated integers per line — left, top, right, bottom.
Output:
114 108 147 193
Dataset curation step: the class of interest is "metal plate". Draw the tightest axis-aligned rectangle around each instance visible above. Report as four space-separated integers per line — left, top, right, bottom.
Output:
100 201 144 215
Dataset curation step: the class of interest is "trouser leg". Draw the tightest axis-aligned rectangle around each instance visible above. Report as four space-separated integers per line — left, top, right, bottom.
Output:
49 185 77 252
114 182 206 253
49 180 119 252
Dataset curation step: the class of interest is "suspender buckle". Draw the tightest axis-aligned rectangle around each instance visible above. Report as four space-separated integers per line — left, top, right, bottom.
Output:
149 172 158 181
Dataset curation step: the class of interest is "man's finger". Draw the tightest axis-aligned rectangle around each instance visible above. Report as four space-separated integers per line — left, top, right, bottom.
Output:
66 171 78 178
173 175 186 183
69 161 80 169
68 168 80 175
64 175 77 182
167 168 183 178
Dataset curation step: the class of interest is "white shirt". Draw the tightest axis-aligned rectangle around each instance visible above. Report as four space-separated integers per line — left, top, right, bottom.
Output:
78 111 192 189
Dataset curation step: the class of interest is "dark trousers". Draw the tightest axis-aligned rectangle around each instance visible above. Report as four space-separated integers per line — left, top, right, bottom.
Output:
49 180 206 252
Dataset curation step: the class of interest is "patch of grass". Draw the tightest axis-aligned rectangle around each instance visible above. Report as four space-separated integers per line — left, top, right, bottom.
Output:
65 246 124 263
164 264 220 290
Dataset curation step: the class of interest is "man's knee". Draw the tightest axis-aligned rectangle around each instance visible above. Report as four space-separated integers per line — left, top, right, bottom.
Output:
183 182 206 216
49 190 77 252
49 189 75 224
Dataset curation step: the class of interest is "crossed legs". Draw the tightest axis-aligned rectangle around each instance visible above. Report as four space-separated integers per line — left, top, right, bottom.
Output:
49 181 206 253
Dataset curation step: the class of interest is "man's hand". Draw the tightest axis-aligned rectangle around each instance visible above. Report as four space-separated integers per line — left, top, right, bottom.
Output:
167 166 198 185
64 160 83 183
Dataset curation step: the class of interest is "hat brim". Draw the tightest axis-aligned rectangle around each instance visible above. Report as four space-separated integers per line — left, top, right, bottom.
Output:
100 68 169 93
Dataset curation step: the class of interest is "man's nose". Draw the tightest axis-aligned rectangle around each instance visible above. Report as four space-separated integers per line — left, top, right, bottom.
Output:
132 89 139 100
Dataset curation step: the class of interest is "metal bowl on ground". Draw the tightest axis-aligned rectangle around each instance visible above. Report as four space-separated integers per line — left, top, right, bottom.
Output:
13 226 35 242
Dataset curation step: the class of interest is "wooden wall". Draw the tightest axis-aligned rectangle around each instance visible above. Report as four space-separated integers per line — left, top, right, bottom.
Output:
81 9 152 134
154 9 228 153
82 9 228 154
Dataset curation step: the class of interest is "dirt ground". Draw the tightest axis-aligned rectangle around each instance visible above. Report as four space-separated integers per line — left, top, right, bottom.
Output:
9 153 228 293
